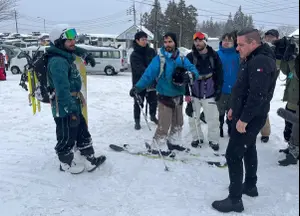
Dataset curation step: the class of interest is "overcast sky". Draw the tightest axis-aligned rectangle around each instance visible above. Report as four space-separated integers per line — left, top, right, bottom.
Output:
0 0 299 35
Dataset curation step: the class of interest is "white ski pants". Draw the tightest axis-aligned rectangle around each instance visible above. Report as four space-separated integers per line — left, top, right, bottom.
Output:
188 97 219 143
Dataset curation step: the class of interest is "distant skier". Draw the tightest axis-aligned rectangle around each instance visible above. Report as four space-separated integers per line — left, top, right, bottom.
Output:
130 31 158 130
47 24 106 174
0 52 6 81
129 32 199 152
212 28 277 213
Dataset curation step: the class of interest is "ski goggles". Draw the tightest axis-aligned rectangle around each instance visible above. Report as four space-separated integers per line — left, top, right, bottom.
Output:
61 28 78 40
193 32 206 40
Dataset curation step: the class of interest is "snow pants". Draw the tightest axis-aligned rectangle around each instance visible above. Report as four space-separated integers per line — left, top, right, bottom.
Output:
284 104 296 142
153 102 183 144
226 115 267 200
54 114 95 164
188 97 219 143
134 90 157 120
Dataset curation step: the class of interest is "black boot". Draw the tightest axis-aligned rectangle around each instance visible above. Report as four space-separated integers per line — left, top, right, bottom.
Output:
150 115 158 125
261 136 269 143
219 115 225 138
212 196 244 213
209 141 220 151
243 183 259 197
134 119 141 130
278 153 298 166
279 148 289 154
191 139 204 148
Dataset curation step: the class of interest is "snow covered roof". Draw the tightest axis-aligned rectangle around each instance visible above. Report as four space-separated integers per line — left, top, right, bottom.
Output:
117 25 154 40
84 34 118 39
76 44 120 51
289 29 299 37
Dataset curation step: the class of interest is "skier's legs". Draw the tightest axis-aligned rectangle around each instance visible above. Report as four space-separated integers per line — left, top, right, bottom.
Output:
244 144 258 187
168 104 184 143
54 116 78 164
284 104 296 142
76 114 95 156
153 102 173 146
202 98 219 143
188 97 204 141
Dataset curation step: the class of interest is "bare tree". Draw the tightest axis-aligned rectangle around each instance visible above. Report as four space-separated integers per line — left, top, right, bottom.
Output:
277 25 297 37
0 0 18 22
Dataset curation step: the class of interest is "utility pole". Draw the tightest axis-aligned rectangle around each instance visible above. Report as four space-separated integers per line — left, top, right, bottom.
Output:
154 0 158 49
14 10 18 33
179 22 182 47
38 17 46 32
133 0 137 27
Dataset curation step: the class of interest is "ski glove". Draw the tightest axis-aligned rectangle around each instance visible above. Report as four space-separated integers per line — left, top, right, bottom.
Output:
85 53 96 67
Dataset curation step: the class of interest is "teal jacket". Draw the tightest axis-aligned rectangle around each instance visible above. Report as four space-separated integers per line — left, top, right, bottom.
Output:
46 45 86 118
136 47 199 97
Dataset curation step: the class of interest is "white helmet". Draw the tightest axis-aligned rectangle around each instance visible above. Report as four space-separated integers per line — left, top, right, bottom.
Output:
49 24 77 45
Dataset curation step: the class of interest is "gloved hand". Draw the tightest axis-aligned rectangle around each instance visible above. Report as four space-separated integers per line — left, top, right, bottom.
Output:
129 86 138 97
85 53 96 67
69 114 80 127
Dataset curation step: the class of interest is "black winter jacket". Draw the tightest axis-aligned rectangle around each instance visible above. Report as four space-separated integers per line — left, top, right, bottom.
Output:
130 41 156 85
231 43 277 123
186 45 223 98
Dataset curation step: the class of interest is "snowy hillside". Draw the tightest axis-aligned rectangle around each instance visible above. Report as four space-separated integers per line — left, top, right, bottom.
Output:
0 72 299 216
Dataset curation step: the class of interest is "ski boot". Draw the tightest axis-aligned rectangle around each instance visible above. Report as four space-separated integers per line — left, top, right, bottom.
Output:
209 141 220 151
83 155 106 172
60 161 85 174
191 139 204 148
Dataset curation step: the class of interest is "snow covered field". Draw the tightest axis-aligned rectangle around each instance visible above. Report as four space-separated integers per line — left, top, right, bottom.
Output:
0 71 299 216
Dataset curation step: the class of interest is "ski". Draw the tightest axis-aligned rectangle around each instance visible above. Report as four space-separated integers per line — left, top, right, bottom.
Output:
109 144 177 162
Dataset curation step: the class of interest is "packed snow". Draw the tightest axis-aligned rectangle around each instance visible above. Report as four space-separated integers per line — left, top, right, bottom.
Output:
0 71 299 216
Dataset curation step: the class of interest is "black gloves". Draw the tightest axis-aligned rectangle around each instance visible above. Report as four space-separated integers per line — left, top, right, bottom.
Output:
85 53 96 67
129 86 138 97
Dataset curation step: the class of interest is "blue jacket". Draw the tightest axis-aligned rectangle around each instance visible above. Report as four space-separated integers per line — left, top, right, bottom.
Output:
135 47 199 97
217 43 240 94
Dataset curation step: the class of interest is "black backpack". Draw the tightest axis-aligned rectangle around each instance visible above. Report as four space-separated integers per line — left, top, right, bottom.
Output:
32 53 52 103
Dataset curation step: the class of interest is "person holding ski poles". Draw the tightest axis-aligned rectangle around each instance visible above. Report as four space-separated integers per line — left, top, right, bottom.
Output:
185 32 223 151
129 32 199 153
130 31 158 130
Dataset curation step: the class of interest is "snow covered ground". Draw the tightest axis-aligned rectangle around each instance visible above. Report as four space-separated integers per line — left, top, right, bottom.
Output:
0 71 299 216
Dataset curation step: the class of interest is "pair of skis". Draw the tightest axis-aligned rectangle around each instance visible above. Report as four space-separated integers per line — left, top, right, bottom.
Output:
109 143 227 168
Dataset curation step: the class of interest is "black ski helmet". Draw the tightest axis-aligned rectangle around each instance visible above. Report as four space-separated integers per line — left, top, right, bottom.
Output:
172 66 186 86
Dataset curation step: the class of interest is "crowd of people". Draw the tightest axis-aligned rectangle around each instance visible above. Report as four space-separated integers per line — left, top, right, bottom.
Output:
18 23 298 213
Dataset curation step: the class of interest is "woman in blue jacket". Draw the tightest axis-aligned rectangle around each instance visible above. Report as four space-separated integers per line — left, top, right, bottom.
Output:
217 32 240 137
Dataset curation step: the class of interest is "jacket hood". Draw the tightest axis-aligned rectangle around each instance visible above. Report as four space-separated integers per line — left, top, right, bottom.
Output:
46 44 75 62
249 43 276 61
160 47 180 59
218 41 237 53
132 40 150 54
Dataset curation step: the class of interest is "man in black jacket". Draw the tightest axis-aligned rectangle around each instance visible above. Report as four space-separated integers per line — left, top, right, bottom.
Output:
212 28 277 213
130 31 158 130
185 32 223 151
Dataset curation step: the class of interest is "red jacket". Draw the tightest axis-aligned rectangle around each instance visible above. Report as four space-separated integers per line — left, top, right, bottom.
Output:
0 53 6 80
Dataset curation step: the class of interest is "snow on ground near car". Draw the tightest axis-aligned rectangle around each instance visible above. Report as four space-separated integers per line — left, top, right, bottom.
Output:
0 72 298 216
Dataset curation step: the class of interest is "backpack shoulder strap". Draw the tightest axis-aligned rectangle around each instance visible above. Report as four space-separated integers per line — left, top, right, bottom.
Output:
156 50 165 82
209 56 215 70
192 53 198 66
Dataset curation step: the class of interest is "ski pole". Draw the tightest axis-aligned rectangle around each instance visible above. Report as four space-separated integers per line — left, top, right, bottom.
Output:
186 72 202 146
134 92 170 171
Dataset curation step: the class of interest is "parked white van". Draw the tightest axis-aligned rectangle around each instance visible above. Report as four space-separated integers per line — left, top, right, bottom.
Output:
77 44 128 75
10 46 46 74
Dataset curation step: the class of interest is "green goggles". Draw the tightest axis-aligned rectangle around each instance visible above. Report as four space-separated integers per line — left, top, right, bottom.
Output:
61 28 78 40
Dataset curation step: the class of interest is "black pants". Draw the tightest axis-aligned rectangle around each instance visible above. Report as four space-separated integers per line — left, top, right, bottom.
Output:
226 116 266 200
284 105 296 142
134 90 157 120
54 114 94 164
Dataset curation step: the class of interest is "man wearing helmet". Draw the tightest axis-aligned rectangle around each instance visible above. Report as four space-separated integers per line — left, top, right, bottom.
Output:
47 24 106 174
185 32 223 151
129 32 199 152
